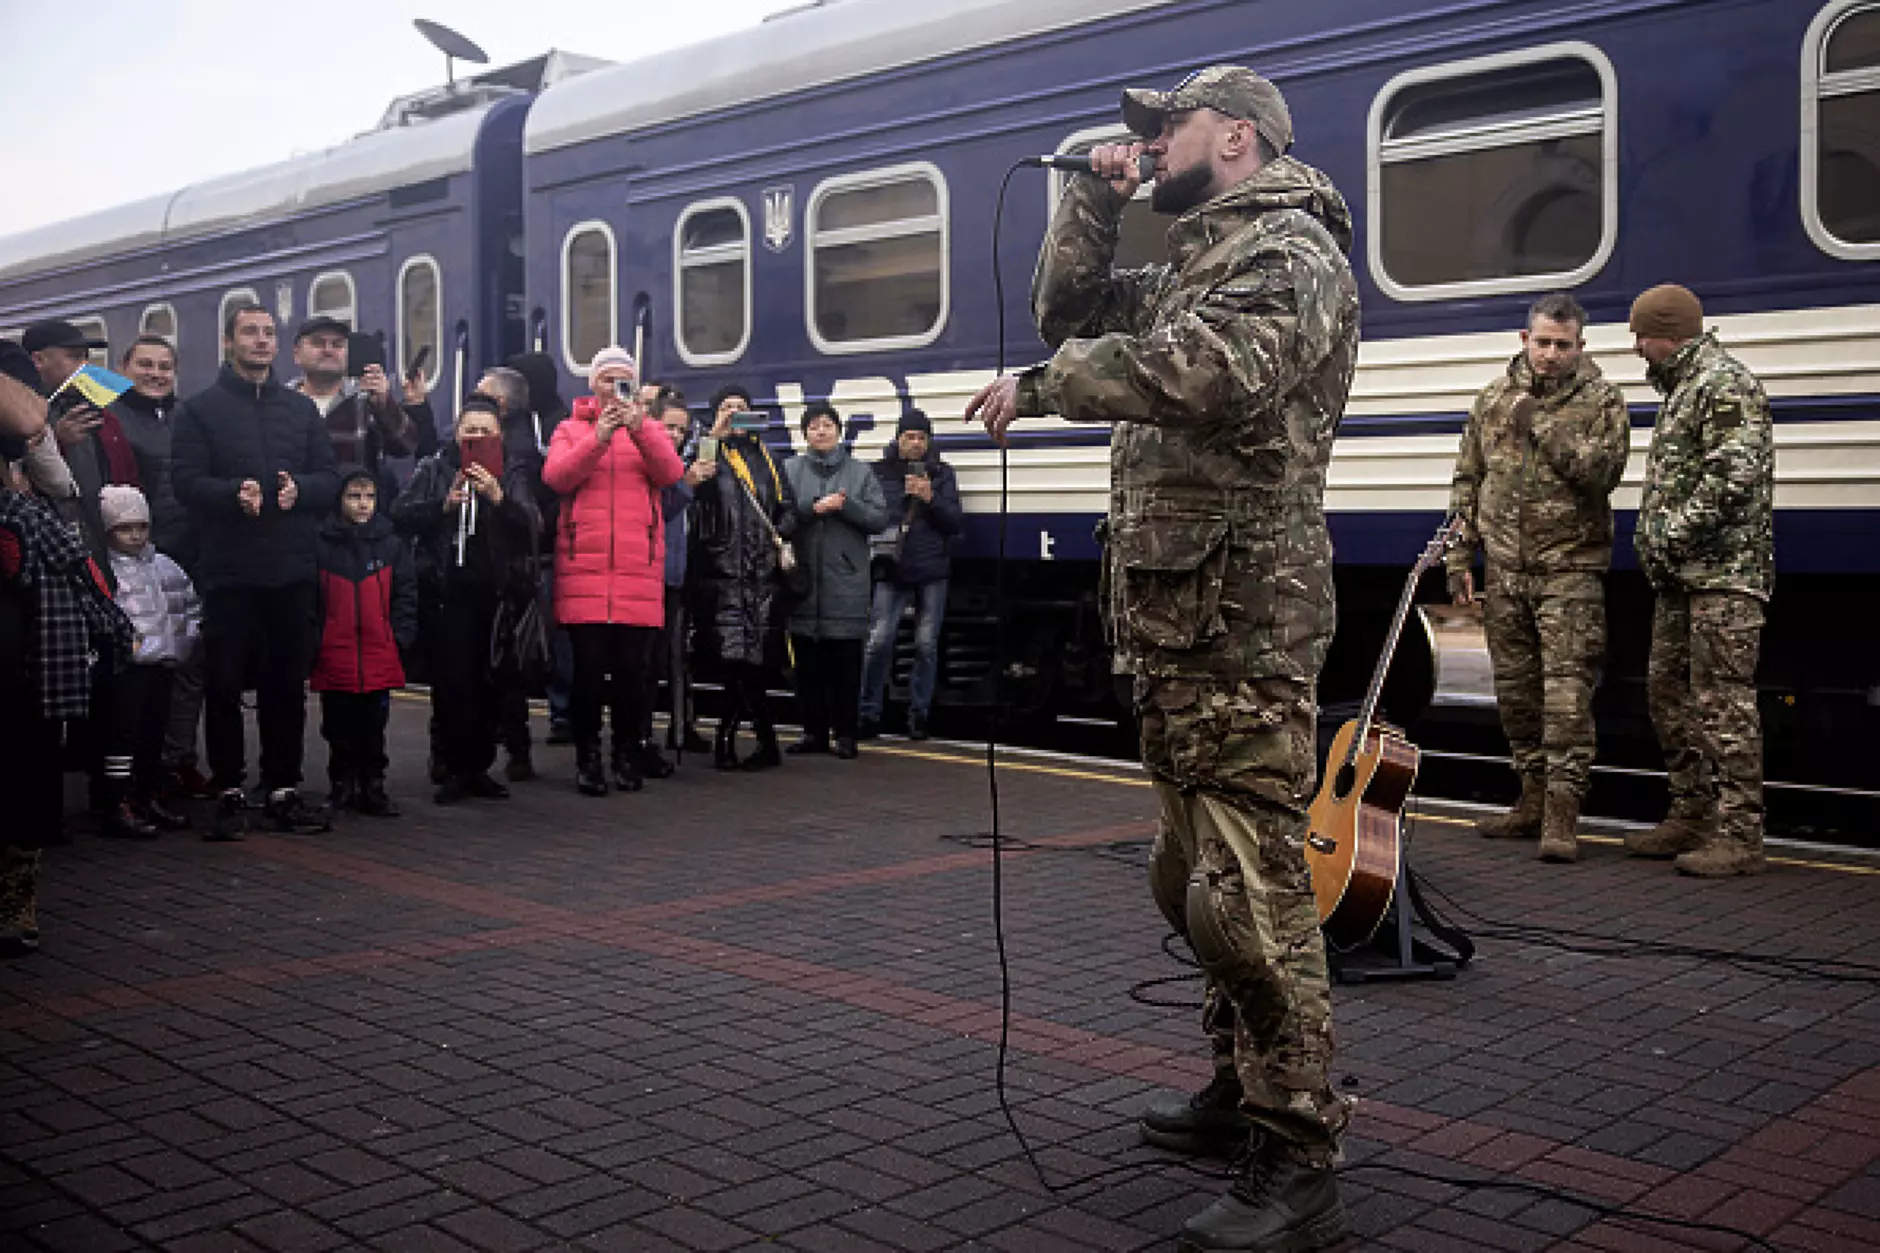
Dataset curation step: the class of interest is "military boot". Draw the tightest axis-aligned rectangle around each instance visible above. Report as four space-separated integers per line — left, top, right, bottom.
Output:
1675 836 1766 878
1140 1069 1252 1158
1624 800 1710 859
1477 773 1544 840
1537 787 1580 863
1178 1136 1347 1252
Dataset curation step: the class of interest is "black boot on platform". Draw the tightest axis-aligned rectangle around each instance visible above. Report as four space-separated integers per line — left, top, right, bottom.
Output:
1140 1070 1253 1159
714 718 741 771
575 741 609 797
610 742 644 793
1177 1139 1346 1253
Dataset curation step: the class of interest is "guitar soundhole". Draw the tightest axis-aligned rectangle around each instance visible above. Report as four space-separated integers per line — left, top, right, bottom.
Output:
1331 762 1357 802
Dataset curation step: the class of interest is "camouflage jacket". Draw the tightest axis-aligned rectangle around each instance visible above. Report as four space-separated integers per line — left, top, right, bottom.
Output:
1446 352 1631 579
1635 333 1775 599
1016 157 1360 682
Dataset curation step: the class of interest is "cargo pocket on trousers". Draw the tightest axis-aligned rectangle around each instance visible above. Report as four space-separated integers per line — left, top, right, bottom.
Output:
1113 518 1231 652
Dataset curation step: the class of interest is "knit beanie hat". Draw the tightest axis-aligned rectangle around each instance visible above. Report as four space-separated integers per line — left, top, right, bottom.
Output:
896 408 933 436
99 484 150 531
1629 284 1704 341
588 345 635 385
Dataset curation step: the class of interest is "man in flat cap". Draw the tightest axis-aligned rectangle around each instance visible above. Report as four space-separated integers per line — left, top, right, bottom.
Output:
1446 293 1631 863
1624 285 1774 877
970 64 1356 1252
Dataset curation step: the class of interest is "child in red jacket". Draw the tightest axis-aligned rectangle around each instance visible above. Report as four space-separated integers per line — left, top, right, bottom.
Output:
311 467 417 816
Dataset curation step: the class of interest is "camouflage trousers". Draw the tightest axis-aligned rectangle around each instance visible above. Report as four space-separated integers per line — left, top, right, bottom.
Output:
1140 675 1350 1165
0 845 41 936
1648 589 1765 848
1483 569 1606 796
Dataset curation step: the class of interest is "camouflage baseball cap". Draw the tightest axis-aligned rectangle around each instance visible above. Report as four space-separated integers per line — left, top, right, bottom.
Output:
1121 65 1294 153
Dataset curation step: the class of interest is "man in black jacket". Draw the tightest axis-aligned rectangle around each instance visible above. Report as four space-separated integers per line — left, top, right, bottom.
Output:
859 410 961 740
171 304 339 838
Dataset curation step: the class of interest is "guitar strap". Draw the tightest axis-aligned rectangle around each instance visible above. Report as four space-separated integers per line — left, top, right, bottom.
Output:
1401 863 1475 968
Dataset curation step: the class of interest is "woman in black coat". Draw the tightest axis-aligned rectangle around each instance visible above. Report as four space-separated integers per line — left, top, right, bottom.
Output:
687 384 797 771
391 395 540 804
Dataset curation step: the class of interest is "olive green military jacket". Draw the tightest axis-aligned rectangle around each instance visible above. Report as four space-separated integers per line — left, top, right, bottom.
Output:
1635 333 1775 600
1446 353 1631 580
1015 157 1361 683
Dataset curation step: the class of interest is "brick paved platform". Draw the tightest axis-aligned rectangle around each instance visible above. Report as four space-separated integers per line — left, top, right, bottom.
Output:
5 695 1879 1251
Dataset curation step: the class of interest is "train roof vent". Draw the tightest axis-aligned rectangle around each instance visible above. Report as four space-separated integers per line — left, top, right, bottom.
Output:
377 49 613 129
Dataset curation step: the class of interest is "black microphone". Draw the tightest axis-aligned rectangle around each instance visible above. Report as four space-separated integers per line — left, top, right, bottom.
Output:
1022 152 1156 182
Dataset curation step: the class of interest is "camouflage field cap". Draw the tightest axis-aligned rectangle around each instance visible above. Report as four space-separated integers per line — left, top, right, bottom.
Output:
1121 65 1294 153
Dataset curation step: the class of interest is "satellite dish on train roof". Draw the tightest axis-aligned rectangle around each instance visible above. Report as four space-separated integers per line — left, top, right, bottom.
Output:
414 18 490 86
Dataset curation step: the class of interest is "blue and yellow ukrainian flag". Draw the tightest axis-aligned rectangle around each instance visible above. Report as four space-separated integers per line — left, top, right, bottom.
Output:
60 363 135 408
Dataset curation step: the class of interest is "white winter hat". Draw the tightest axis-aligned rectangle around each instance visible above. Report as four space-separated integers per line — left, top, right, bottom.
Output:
588 345 636 385
99 484 151 531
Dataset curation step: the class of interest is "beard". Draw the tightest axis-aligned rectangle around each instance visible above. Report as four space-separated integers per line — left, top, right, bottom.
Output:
1151 160 1212 215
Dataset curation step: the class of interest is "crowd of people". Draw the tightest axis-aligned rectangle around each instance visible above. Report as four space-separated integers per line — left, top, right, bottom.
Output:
0 306 963 957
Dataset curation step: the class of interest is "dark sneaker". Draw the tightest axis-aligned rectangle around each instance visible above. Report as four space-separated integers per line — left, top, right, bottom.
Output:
356 780 400 818
327 778 359 813
635 744 674 780
906 713 930 742
102 801 161 840
207 789 249 842
504 752 536 783
265 789 333 834
1141 1071 1253 1159
464 773 510 800
609 749 643 794
834 738 859 760
1178 1140 1346 1252
575 744 609 797
434 776 468 805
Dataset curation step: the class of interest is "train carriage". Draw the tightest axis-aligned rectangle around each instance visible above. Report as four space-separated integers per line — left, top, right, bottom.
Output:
1 0 1875 800
518 0 1879 790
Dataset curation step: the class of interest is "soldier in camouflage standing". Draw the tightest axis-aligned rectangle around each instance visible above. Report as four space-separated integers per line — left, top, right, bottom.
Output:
1446 293 1631 862
1623 284 1774 877
969 66 1357 1253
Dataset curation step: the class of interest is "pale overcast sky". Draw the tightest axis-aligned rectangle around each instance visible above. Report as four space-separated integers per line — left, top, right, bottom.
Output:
0 0 788 237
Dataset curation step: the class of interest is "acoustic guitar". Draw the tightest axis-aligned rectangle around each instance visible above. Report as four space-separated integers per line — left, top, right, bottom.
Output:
1305 517 1464 948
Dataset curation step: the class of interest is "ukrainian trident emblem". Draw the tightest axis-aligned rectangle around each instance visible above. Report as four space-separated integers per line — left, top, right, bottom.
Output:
763 185 794 253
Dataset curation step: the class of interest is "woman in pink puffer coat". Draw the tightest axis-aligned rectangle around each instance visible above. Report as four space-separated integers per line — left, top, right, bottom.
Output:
542 346 684 798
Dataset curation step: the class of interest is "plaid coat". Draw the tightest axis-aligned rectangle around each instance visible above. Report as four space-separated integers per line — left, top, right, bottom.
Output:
0 488 132 721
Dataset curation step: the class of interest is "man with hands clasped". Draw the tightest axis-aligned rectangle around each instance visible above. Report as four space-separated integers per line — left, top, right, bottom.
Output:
171 304 340 839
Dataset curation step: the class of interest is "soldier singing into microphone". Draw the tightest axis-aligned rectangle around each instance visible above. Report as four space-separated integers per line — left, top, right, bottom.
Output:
969 66 1358 1253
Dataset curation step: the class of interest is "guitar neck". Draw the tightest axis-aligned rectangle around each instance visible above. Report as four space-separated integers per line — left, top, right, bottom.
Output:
1348 562 1424 765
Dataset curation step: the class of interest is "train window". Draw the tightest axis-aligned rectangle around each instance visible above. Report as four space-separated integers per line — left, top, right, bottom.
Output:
218 288 260 343
561 221 616 374
1050 126 1165 270
1368 42 1617 300
673 199 751 366
139 303 178 350
397 256 442 388
1805 2 1880 256
308 271 356 329
806 163 948 353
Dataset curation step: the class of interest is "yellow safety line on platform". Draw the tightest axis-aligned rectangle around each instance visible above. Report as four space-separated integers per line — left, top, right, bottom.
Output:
877 747 1880 879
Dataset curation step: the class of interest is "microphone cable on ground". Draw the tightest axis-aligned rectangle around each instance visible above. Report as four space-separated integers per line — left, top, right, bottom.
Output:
973 161 1795 1251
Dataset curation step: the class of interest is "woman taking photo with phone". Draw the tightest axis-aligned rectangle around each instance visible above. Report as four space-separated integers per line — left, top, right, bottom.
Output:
543 348 685 797
392 394 539 805
688 384 797 772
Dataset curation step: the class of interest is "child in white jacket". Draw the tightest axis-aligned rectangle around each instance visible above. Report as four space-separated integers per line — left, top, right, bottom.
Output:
99 485 200 838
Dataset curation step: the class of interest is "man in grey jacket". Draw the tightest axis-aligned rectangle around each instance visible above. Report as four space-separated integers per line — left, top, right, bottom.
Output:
782 401 887 758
